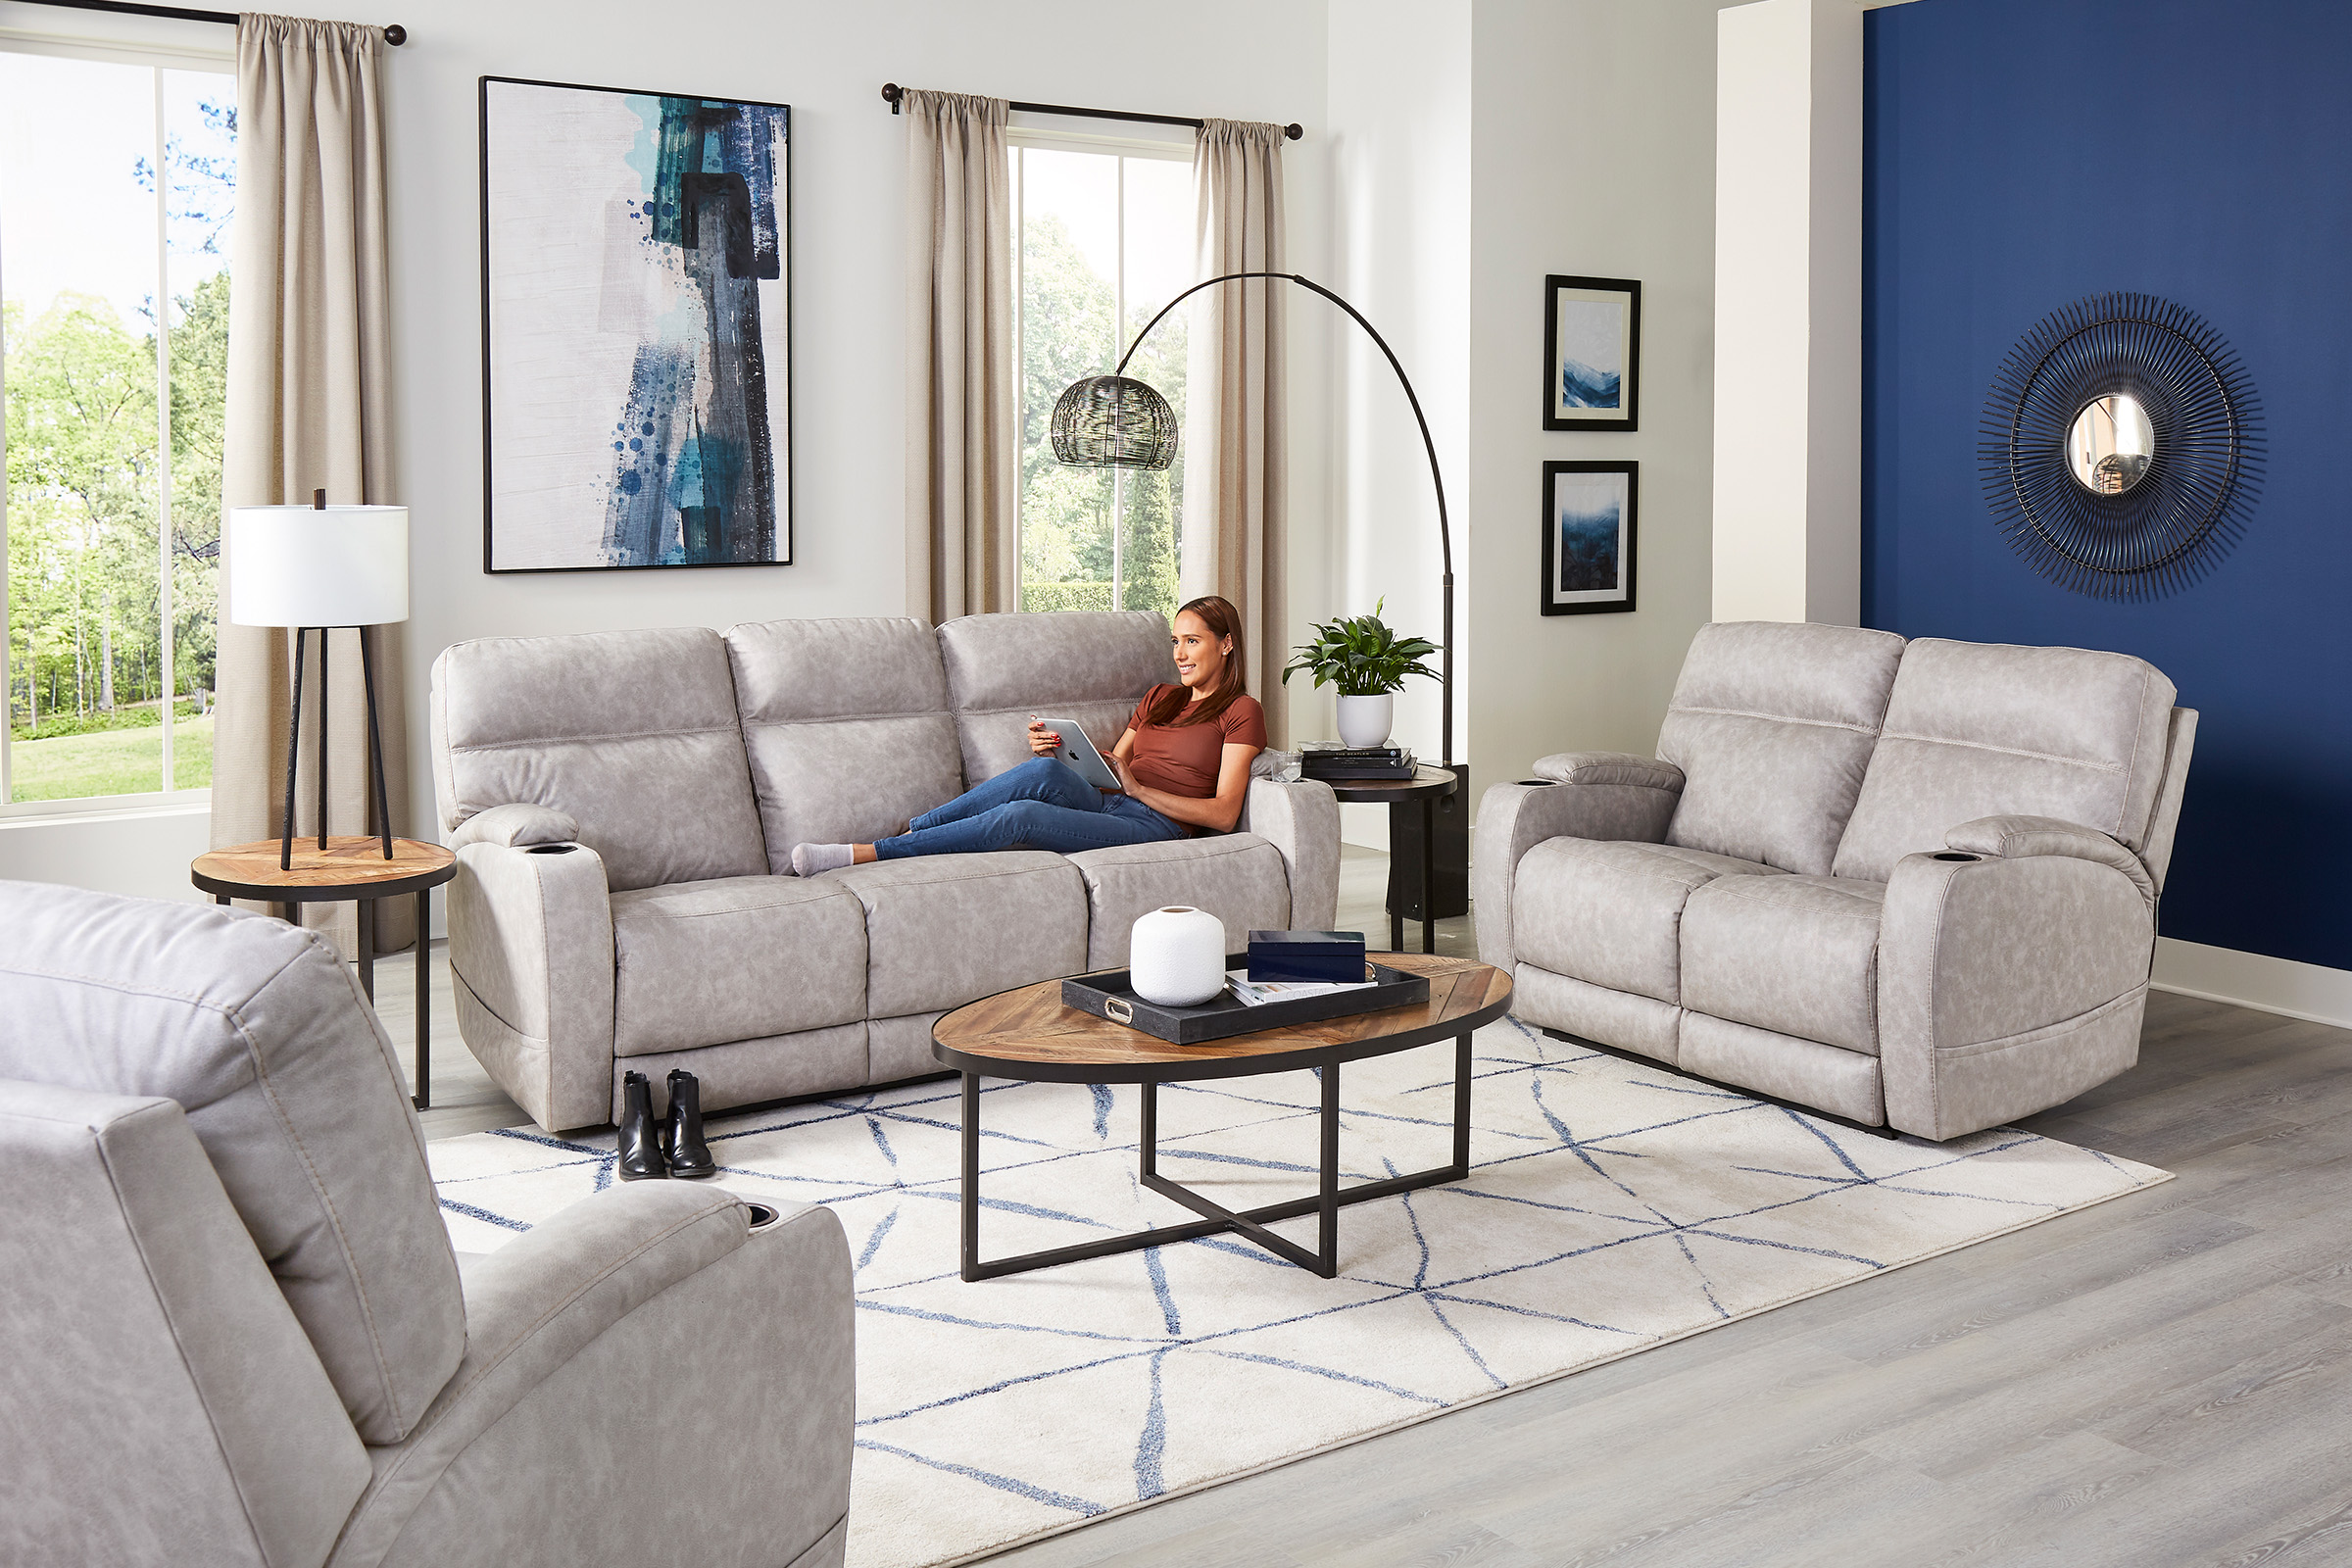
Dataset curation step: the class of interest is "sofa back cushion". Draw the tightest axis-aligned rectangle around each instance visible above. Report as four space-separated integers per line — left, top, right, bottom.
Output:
938 611 1174 784
725 617 966 870
0 883 465 1445
1833 638 2178 882
432 626 766 893
1656 621 1907 875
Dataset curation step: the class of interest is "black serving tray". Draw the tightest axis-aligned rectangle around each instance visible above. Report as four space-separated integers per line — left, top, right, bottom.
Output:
1060 952 1430 1046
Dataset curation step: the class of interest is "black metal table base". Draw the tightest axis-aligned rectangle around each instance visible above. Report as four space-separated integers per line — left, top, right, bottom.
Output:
959 1033 1475 1281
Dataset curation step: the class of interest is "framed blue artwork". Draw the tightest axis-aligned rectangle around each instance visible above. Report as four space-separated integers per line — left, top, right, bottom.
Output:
1543 273 1639 432
1541 460 1637 615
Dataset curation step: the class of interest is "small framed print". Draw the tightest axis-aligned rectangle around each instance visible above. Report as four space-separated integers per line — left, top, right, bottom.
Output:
1543 273 1640 431
1542 461 1637 616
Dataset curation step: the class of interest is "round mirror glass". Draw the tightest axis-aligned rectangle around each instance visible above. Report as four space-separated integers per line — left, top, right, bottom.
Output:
2067 393 2154 494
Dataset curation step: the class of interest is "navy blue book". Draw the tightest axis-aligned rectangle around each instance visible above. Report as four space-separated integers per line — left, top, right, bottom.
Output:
1247 929 1369 984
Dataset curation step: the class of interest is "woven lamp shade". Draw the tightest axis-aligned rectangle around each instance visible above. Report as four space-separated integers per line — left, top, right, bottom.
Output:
1050 375 1179 470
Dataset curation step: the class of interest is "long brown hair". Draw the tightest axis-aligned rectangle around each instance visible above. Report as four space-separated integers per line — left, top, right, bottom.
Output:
1145 595 1249 728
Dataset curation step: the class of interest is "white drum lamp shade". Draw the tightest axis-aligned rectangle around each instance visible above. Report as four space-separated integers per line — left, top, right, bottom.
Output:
228 504 410 627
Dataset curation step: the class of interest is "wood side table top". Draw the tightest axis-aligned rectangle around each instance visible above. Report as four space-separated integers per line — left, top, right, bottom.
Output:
192 836 458 903
932 952 1511 1085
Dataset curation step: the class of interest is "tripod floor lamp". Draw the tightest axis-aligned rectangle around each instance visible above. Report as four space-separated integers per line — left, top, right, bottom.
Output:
1048 270 1456 768
226 491 409 870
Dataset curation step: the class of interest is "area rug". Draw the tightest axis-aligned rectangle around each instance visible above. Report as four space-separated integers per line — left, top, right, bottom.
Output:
428 1016 2168 1568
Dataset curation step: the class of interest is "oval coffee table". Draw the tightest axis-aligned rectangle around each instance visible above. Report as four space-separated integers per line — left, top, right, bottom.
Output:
932 952 1512 1281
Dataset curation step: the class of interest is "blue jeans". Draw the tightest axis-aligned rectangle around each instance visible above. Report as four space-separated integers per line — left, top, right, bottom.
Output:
874 756 1188 860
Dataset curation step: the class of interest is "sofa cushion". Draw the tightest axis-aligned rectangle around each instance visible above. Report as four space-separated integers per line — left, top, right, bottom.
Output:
938 611 1173 785
1681 873 1886 1054
1655 621 1906 875
431 627 767 893
609 876 867 1056
1833 639 2180 883
1511 839 1783 1004
1679 1012 1886 1126
815 852 1091 1017
1065 834 1292 969
724 617 966 873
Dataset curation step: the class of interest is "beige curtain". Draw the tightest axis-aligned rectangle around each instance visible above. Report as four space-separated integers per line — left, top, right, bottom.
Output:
1182 119 1289 748
213 13 407 956
903 89 1018 623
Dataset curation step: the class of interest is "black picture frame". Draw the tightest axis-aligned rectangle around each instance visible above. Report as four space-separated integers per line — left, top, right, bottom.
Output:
480 75 795 574
1543 274 1640 432
1541 461 1637 616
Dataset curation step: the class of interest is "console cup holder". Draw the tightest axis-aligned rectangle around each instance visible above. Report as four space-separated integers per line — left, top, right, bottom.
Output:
1515 779 1557 787
524 843 578 856
745 1201 782 1232
1932 851 1982 862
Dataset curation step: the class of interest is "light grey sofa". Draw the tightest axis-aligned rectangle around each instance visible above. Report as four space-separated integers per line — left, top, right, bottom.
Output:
1477 622 2195 1141
430 611 1342 1132
0 882 853 1568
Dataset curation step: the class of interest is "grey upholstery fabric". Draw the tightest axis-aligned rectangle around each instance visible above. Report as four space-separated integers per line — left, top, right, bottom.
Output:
1833 638 2178 883
938 610 1172 784
449 802 577 850
611 1023 871 1123
867 1011 952 1084
2139 708 2199 894
1472 780 1681 971
1878 850 2155 1140
1680 1012 1887 1126
0 884 463 1445
1681 873 1886 1054
328 1188 854 1568
1239 777 1341 932
816 852 1090 1017
1510 964 1682 1064
726 617 968 867
1067 834 1291 968
1532 752 1688 791
1657 621 1905 874
610 876 867 1056
1945 814 2155 906
1510 839 1782 1004
449 841 616 1133
0 1081 370 1568
431 628 768 893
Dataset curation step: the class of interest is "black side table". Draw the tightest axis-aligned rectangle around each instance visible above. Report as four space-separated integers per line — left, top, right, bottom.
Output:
1319 766 1459 954
191 836 458 1110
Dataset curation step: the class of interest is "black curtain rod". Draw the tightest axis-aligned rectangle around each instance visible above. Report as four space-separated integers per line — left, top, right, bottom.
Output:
881 83 1299 142
18 0 406 44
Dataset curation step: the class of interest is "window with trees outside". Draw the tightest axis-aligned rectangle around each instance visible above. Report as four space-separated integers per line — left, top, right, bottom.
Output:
1010 132 1191 619
1 46 233 808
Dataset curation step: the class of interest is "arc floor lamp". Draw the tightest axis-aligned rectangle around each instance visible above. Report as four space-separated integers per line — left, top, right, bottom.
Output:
1049 270 1455 767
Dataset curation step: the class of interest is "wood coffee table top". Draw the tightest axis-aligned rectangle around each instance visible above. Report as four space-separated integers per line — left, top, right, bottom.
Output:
931 952 1512 1085
192 836 458 902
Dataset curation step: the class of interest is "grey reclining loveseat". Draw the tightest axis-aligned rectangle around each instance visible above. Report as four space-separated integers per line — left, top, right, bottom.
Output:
1477 622 2194 1141
431 611 1341 1132
0 883 853 1568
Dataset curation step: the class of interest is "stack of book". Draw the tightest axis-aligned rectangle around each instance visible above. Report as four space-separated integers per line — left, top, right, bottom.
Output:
1300 744 1417 782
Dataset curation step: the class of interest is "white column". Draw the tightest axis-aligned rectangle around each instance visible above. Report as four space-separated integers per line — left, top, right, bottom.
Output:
1712 0 1862 626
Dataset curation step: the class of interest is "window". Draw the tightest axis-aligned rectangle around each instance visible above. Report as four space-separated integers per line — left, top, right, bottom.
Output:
1 46 234 809
1009 132 1192 619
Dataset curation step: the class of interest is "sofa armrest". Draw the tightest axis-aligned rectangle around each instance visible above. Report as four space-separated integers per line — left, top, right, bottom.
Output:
1241 776 1341 931
327 1188 854 1568
1945 814 2155 906
1878 849 2156 1141
1473 779 1680 971
448 841 615 1131
1532 751 1687 792
448 803 579 851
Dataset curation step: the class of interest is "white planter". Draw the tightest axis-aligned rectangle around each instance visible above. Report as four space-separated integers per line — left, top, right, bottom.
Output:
1128 906 1228 1006
1336 694 1394 750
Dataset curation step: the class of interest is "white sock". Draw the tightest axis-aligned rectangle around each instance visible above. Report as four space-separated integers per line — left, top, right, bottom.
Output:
790 842 855 876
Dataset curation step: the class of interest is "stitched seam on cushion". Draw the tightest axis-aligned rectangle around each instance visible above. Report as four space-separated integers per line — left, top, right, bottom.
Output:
1669 704 1880 735
449 724 741 753
1935 985 2144 1059
1879 731 2124 773
1922 862 1959 1131
2118 667 2152 839
743 710 951 731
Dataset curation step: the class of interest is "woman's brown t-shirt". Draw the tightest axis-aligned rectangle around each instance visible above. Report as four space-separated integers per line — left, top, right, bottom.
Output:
1123 686 1267 801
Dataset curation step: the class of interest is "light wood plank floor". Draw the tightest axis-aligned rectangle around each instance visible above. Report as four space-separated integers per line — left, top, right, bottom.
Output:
377 848 2352 1566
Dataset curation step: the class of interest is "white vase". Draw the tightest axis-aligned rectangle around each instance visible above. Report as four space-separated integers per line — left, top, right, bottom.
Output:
1128 906 1228 1006
1336 694 1394 750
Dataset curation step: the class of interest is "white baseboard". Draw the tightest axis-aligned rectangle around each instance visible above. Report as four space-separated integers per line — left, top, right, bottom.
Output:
2152 937 2352 1030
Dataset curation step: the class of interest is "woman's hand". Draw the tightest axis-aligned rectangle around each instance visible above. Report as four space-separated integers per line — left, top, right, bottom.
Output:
1027 717 1062 757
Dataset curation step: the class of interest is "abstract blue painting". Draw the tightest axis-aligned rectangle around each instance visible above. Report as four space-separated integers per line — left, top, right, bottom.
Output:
1541 461 1636 615
482 77 791 571
1543 274 1640 431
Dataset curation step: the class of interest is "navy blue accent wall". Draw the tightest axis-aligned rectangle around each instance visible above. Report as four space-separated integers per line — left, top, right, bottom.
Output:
1863 0 2352 971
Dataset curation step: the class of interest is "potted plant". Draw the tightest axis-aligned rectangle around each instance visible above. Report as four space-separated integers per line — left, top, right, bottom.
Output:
1280 599 1441 750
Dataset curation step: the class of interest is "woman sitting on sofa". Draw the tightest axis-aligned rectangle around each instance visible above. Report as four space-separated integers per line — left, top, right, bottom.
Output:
786 595 1265 875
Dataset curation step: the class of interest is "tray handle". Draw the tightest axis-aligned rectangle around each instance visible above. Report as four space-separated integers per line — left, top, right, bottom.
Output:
1104 997 1135 1024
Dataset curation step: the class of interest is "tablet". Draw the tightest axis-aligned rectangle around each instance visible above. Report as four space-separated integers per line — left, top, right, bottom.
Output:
1038 717 1122 791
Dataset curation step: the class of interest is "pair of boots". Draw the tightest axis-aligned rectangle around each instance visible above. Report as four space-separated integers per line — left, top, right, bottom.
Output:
618 1068 714 1181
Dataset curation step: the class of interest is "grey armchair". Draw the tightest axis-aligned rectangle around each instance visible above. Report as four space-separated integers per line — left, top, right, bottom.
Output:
1477 623 2195 1141
0 883 854 1568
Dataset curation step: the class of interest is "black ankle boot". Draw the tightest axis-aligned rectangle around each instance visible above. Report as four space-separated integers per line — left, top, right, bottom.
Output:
617 1071 667 1181
663 1068 715 1179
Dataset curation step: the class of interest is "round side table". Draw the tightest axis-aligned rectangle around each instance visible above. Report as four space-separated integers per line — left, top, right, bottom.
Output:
1318 765 1458 955
191 836 458 1110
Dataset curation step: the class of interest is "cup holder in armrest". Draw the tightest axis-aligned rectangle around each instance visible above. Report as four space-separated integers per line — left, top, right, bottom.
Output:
1932 851 1982 862
1515 779 1557 787
524 843 578 856
745 1201 782 1232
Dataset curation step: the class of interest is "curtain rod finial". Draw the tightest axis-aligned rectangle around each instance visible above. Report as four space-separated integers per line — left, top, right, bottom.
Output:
1284 123 1302 141
384 23 405 44
882 82 903 114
